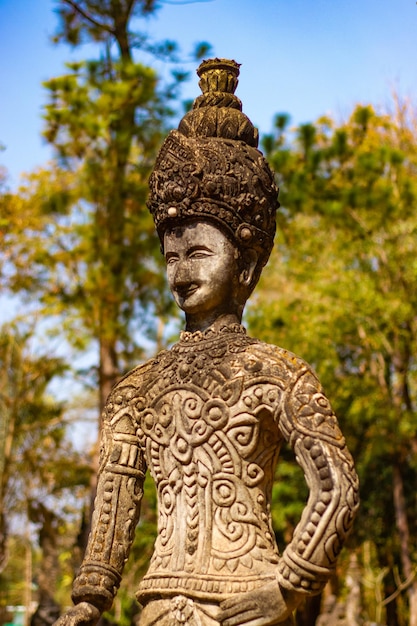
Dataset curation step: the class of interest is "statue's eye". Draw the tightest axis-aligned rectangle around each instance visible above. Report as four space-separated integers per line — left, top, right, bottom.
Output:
189 248 213 259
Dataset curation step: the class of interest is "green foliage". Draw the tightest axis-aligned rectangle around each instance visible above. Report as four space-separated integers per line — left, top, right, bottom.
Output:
0 322 91 607
0 536 28 605
53 1 161 47
43 58 166 159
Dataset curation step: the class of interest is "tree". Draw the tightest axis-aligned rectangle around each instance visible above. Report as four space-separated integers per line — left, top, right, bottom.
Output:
44 0 210 405
0 322 91 620
249 99 417 625
44 1 177 414
2 2 209 419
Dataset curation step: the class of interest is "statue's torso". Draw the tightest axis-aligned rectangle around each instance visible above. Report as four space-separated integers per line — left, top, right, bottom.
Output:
75 322 358 615
115 325 306 602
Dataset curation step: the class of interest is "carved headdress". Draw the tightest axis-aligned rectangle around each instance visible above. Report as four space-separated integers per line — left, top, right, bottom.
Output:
147 58 279 271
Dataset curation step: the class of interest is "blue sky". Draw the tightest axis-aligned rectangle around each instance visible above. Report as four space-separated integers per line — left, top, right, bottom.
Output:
0 0 416 188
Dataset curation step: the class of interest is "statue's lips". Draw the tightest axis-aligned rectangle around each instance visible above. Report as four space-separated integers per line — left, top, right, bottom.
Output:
175 285 199 300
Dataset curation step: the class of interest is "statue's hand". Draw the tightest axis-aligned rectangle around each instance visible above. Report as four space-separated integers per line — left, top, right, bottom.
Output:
54 602 101 626
219 580 297 626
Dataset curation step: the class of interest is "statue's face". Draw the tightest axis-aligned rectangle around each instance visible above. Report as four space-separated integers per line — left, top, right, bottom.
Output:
164 221 240 322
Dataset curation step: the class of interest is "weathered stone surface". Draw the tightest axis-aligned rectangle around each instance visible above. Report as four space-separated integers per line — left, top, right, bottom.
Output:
55 58 359 626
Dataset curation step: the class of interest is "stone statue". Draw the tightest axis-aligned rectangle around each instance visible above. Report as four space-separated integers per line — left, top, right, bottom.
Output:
57 58 359 626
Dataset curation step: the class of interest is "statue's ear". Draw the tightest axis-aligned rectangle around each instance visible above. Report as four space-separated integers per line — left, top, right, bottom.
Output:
239 249 258 288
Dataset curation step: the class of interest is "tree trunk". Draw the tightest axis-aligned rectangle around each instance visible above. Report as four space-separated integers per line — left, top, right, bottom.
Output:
0 390 15 571
345 553 362 626
99 336 119 418
391 330 417 626
383 578 400 626
28 502 61 626
296 594 322 626
78 334 120 556
381 548 400 626
0 407 8 570
392 463 417 626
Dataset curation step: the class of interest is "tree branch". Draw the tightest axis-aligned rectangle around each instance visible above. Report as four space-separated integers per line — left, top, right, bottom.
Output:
126 0 136 15
161 0 214 4
382 569 417 606
62 0 116 36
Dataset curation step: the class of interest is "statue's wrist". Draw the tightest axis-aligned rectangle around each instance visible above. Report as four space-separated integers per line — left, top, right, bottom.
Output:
278 550 332 596
72 563 122 612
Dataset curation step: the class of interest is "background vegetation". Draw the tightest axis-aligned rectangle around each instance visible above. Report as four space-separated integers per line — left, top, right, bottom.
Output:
0 2 416 626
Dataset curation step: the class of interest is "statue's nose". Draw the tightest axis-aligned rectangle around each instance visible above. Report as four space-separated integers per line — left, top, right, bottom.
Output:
173 260 192 287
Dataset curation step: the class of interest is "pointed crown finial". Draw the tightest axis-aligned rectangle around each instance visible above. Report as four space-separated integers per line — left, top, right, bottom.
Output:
196 58 241 95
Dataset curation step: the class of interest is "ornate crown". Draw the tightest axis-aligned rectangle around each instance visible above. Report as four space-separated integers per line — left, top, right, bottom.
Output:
147 58 279 269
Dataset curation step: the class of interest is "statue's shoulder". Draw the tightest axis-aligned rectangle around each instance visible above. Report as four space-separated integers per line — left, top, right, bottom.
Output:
245 338 313 380
102 352 169 424
109 351 164 398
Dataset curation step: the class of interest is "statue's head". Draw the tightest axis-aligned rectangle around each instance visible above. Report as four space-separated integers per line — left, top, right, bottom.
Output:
147 58 278 326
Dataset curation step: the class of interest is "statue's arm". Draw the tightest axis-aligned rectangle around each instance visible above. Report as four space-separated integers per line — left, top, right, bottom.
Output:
277 367 360 604
58 385 146 624
219 364 359 626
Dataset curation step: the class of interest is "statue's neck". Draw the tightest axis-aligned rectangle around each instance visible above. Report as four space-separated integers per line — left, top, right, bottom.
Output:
185 312 242 334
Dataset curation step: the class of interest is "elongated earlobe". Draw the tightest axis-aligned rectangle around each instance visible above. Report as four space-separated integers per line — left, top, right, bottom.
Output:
239 250 258 288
